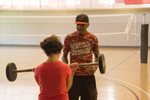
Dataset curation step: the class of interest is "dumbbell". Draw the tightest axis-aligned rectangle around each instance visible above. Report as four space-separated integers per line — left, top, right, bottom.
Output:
6 54 106 82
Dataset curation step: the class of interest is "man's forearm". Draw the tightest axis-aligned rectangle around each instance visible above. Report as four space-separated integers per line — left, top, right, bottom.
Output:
62 54 68 64
94 55 98 62
94 55 98 71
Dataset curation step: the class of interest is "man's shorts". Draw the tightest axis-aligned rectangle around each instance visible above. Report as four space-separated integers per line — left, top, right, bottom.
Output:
68 75 97 100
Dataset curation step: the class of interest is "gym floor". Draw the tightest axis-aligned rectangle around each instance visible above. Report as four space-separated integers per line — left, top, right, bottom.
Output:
0 46 150 100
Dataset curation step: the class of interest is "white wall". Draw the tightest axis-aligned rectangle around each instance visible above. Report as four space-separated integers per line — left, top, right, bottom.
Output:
0 9 150 47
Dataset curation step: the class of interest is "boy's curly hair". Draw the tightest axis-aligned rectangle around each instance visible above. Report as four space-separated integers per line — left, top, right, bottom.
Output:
40 35 63 56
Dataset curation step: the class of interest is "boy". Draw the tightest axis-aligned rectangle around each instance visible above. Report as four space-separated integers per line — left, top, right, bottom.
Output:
34 35 78 100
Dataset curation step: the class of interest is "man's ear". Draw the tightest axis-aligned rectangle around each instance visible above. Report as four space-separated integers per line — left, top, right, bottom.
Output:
87 24 89 27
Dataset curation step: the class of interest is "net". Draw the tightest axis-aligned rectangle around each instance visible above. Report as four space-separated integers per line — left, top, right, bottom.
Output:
0 14 134 37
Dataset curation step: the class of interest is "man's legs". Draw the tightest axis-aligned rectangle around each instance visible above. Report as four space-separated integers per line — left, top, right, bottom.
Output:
81 75 98 100
68 76 81 100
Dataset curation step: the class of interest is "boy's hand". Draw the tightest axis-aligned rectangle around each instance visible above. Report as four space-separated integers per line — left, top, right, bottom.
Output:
70 63 78 73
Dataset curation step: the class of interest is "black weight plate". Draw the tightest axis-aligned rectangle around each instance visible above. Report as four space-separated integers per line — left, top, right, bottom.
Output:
98 54 106 74
6 62 17 82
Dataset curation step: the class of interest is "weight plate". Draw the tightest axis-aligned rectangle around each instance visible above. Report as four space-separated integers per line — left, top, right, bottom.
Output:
98 54 106 74
6 62 17 82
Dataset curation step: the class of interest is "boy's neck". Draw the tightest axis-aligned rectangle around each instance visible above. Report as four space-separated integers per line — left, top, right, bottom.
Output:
45 54 59 62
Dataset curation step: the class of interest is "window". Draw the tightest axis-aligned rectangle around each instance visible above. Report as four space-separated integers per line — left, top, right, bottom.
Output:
0 0 115 10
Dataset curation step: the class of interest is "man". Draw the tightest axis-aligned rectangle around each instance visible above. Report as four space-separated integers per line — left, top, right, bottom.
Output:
62 13 100 100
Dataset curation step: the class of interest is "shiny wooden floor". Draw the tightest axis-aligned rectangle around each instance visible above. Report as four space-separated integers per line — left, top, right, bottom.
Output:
0 46 150 100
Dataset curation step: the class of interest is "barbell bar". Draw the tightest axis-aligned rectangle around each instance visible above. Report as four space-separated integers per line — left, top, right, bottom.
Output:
78 62 98 66
78 53 106 74
6 54 106 82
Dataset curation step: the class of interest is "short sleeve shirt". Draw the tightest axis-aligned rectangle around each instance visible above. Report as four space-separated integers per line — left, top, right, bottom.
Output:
34 61 71 100
63 31 99 75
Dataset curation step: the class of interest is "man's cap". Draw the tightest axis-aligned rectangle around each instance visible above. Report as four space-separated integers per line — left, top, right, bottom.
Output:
75 14 89 24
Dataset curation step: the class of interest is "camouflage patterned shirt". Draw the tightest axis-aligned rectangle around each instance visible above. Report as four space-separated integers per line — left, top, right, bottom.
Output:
63 31 99 75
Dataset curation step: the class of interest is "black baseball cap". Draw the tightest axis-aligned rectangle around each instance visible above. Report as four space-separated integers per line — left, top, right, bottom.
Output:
75 14 89 24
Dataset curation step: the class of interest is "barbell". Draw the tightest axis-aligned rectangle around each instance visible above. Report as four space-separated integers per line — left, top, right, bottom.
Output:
6 54 106 82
